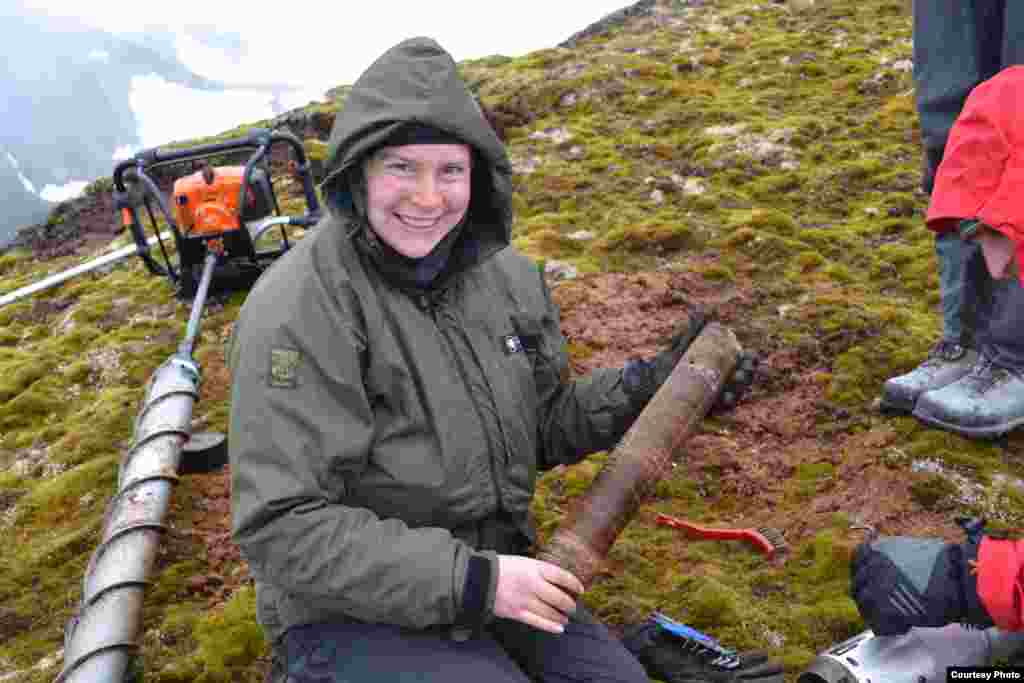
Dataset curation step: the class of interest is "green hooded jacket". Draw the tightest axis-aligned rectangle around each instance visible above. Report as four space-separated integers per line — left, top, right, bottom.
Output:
228 37 646 643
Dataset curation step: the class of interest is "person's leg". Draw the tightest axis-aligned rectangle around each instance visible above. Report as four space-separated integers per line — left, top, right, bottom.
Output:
977 271 1024 374
999 0 1024 70
936 232 986 347
914 266 1024 438
283 621 533 683
490 606 648 683
914 1 986 194
881 3 990 414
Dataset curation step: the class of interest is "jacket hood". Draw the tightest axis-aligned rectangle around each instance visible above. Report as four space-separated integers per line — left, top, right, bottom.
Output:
322 37 514 254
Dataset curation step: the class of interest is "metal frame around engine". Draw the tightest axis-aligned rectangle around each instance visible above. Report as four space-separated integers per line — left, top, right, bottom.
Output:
113 127 321 298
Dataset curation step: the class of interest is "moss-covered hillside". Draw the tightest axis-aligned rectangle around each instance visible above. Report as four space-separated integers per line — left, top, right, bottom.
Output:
2 0 1024 681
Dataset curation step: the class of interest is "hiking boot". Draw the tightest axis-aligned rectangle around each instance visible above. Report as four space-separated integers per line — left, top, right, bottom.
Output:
621 614 784 682
880 340 978 414
913 356 1024 438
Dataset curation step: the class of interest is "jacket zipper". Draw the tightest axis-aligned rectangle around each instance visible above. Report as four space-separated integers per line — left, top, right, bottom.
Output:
419 292 506 514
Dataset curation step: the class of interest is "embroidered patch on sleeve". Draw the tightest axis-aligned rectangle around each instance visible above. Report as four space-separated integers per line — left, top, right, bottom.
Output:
268 348 301 388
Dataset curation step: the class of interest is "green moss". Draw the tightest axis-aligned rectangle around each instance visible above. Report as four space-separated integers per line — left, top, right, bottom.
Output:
595 220 697 253
908 472 959 511
0 387 64 431
196 587 268 678
700 264 734 282
799 530 853 586
0 357 53 402
19 456 117 523
794 462 835 499
677 575 743 629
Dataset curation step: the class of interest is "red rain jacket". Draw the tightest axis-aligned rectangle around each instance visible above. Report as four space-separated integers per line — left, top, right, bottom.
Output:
927 65 1024 284
978 537 1024 630
926 65 1024 628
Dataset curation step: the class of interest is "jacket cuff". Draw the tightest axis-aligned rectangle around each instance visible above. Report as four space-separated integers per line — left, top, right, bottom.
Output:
976 537 1024 631
456 550 499 628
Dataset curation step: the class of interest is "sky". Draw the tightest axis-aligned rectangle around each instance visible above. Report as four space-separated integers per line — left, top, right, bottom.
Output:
18 1 631 201
23 1 631 100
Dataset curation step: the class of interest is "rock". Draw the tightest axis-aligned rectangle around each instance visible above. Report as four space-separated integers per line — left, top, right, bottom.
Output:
762 629 786 649
511 155 543 175
559 92 578 108
567 230 596 242
650 189 665 205
565 145 586 161
864 207 881 217
704 123 748 137
707 128 800 169
528 127 573 144
544 260 578 281
891 59 913 72
680 177 707 196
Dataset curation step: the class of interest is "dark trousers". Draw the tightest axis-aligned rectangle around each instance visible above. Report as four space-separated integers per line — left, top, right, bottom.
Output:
974 260 1024 374
914 0 1024 193
280 607 648 683
914 1 1024 344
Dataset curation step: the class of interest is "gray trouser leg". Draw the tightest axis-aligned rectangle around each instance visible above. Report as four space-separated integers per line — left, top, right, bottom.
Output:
913 1 991 193
1000 1 1024 69
914 1 1001 344
491 606 648 683
936 232 985 345
280 608 647 683
282 621 532 683
978 269 1024 373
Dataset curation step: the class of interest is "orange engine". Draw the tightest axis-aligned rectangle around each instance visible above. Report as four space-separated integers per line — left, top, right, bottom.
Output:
173 166 272 237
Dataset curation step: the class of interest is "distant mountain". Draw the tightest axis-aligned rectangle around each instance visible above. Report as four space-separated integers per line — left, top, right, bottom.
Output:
0 2 230 246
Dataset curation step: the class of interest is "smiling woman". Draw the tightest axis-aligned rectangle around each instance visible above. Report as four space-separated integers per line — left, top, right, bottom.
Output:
224 35 704 683
364 141 473 259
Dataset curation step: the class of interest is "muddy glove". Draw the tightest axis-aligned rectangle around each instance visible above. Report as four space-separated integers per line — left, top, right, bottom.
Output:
622 310 758 413
622 612 784 682
851 525 992 636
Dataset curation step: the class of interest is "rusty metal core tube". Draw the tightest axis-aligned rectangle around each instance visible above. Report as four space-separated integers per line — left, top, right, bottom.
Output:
537 322 742 588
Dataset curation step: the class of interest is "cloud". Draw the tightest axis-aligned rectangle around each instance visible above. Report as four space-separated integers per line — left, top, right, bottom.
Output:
129 74 278 147
40 180 88 202
18 1 633 96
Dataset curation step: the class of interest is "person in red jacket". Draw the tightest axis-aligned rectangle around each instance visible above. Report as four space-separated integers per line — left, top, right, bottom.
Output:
908 65 1024 438
852 519 1024 636
881 2 1024 417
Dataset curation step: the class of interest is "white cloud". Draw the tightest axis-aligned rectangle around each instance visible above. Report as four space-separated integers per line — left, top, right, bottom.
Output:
20 1 631 97
19 2 637 155
39 180 89 203
112 144 140 160
129 74 278 147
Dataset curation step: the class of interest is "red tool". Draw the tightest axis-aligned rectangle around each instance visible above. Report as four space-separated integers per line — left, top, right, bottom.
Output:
655 513 787 559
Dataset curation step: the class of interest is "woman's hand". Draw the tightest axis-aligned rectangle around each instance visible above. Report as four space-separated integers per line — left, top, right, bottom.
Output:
493 555 584 634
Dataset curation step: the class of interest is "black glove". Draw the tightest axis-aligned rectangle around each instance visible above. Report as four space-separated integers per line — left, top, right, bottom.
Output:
850 533 992 636
622 310 758 413
622 612 784 682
